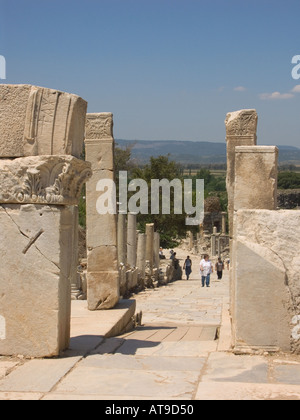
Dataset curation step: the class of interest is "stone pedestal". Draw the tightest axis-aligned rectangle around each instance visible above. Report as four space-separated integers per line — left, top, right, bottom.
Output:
0 204 73 357
85 113 119 310
0 157 91 357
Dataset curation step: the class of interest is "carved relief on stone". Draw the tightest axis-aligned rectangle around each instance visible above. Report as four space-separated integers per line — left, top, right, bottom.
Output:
0 156 92 205
85 113 113 140
23 86 87 157
225 109 258 137
0 84 87 158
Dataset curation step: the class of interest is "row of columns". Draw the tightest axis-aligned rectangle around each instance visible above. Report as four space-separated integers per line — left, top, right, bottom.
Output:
118 215 160 294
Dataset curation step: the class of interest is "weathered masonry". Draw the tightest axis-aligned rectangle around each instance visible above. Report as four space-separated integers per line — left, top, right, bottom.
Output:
0 84 91 357
226 109 300 354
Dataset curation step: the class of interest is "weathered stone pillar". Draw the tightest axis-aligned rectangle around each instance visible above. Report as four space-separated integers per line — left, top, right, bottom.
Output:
0 84 90 357
145 223 154 271
188 231 193 251
211 227 217 257
85 113 119 310
221 212 227 235
137 233 146 279
231 146 280 353
127 213 137 268
225 109 258 237
234 146 278 211
153 232 160 269
70 206 80 299
118 212 127 266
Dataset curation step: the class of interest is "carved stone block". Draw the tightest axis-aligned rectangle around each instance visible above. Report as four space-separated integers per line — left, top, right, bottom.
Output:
0 155 92 206
234 146 278 211
0 204 74 357
86 271 120 311
232 210 300 353
0 84 87 158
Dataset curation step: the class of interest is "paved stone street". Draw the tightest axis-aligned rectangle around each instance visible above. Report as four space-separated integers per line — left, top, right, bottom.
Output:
1 250 300 400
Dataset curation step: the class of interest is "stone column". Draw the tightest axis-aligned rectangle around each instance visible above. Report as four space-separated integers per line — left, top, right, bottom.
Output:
70 206 80 299
145 223 154 271
118 213 127 266
153 232 160 269
137 233 146 279
188 231 193 251
127 213 137 268
221 212 227 235
211 230 217 257
85 113 119 310
225 109 258 238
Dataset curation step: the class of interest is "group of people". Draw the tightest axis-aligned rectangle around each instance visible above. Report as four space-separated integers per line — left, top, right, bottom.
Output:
165 248 228 287
182 255 227 287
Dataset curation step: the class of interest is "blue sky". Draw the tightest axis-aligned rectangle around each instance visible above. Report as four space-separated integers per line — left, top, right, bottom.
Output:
1 0 300 147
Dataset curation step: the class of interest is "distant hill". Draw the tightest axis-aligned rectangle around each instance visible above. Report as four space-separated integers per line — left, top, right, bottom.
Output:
115 139 300 166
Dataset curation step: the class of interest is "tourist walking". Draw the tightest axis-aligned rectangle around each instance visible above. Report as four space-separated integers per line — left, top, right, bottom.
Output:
183 256 192 280
215 257 224 280
200 254 214 287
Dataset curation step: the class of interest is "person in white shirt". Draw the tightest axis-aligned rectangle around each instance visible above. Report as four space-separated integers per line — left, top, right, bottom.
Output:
200 254 214 287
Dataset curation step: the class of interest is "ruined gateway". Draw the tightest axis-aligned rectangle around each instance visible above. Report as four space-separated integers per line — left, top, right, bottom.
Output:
0 85 299 357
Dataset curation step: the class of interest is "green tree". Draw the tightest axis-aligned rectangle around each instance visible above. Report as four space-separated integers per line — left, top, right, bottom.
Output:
131 155 189 248
278 171 300 189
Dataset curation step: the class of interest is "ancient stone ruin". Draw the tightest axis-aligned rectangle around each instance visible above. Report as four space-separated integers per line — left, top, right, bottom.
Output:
1 86 299 359
0 84 91 357
85 113 119 310
226 109 300 354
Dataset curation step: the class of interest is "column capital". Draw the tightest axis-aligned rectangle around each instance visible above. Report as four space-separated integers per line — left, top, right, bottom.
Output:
225 109 258 138
0 155 92 206
85 113 114 140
